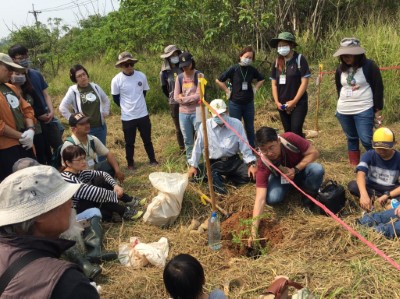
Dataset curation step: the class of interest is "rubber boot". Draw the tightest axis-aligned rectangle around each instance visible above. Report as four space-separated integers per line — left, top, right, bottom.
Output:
84 216 118 263
64 244 102 280
348 150 360 166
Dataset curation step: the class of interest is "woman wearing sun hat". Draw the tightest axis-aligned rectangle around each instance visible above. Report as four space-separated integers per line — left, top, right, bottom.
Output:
159 45 184 152
333 37 384 166
269 32 311 138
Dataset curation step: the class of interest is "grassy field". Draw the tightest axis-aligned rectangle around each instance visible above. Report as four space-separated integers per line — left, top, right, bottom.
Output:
52 69 400 297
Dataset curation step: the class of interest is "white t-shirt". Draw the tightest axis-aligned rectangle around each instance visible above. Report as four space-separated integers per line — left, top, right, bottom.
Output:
111 70 150 121
337 67 373 115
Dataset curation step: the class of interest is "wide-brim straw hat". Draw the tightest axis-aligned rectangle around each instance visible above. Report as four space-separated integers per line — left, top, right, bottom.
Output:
333 37 366 57
115 51 138 67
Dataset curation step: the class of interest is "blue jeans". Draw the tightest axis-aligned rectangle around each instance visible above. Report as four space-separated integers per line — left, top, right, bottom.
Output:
336 108 374 151
228 101 255 148
90 123 107 146
76 207 102 221
266 163 324 205
358 209 400 238
90 123 107 162
179 112 198 161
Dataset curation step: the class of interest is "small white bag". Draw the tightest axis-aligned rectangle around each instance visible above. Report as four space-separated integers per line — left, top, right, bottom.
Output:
143 172 188 227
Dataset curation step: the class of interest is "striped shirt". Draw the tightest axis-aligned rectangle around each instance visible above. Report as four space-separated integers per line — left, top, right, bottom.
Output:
61 170 118 207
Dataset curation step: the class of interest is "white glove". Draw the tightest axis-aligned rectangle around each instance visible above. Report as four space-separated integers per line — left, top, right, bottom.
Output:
19 129 35 149
225 90 231 100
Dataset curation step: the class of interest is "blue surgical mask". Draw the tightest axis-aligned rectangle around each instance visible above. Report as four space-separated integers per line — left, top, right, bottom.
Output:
277 46 291 57
11 74 26 85
18 58 30 68
213 114 226 125
170 56 179 64
240 57 252 66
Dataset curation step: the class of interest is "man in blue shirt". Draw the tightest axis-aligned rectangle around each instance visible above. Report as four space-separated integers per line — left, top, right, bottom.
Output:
188 99 257 194
348 127 400 212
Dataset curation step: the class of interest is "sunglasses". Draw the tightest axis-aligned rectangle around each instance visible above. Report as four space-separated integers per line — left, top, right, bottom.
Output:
122 62 134 68
340 38 360 47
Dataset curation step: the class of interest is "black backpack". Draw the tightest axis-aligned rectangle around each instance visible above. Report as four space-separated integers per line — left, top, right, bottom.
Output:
317 180 346 215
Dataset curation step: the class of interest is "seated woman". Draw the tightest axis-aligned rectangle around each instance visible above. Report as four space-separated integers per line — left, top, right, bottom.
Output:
163 254 226 299
358 206 400 239
61 145 144 221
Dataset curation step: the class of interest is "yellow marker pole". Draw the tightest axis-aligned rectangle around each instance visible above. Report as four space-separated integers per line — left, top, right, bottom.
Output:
315 64 323 131
198 77 217 212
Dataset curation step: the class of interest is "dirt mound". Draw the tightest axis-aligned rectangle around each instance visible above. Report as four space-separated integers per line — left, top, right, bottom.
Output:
221 211 284 257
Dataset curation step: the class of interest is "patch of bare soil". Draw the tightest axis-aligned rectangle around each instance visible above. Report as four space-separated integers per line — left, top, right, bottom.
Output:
221 211 284 257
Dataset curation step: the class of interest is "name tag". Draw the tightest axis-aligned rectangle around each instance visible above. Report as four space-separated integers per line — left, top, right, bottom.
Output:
279 75 286 85
242 81 248 90
87 159 95 168
281 176 290 184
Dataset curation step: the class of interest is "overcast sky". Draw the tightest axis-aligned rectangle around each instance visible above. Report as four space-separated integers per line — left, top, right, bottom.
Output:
0 0 120 39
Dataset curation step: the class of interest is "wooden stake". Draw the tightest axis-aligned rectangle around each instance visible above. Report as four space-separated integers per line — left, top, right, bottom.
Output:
315 64 323 131
198 77 217 212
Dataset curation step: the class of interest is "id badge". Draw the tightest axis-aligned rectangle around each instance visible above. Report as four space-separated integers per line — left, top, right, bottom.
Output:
87 159 95 168
242 81 248 90
346 89 353 97
280 176 290 184
279 75 286 85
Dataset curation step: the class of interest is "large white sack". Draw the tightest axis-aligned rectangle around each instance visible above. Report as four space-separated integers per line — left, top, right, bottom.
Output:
143 172 188 226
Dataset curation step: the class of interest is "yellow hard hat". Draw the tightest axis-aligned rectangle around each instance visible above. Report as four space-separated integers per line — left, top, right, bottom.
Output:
372 127 395 149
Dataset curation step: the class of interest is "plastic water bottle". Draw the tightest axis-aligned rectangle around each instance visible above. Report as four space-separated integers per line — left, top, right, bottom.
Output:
208 212 221 250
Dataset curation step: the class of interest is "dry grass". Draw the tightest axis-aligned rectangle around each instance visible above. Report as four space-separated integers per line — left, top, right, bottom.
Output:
53 94 400 298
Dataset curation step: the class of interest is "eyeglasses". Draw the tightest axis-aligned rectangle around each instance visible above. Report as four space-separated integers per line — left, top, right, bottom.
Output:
122 62 134 68
340 38 360 47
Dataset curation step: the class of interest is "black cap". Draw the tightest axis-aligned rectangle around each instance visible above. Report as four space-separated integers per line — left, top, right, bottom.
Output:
179 52 193 68
69 113 90 127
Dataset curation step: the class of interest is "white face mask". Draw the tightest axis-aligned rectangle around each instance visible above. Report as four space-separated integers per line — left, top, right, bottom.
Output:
240 57 252 66
170 56 179 64
11 74 26 86
277 46 291 57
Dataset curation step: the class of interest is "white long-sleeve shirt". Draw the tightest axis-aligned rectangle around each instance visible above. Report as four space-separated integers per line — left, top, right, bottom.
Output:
188 116 256 168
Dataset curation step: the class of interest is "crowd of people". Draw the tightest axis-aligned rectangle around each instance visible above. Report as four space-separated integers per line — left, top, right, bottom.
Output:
0 31 396 297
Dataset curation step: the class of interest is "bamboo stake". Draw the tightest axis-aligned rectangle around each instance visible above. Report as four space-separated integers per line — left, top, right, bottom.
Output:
198 77 217 212
315 63 323 131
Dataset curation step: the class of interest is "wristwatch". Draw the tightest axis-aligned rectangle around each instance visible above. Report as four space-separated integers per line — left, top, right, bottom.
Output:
384 191 392 199
293 166 300 175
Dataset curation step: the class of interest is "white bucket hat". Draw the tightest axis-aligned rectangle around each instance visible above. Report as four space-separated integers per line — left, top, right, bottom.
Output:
0 165 81 226
209 99 227 117
333 38 366 57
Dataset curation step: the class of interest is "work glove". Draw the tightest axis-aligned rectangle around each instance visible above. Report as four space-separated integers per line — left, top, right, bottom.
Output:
19 129 34 149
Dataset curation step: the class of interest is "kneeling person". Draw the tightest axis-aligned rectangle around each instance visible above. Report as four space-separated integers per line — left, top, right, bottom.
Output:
188 99 257 195
348 127 400 211
250 127 324 244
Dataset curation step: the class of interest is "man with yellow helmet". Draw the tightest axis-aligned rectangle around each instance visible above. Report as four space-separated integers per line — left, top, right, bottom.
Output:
348 127 400 212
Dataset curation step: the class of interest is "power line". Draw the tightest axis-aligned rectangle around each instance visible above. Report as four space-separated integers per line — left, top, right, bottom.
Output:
38 0 96 13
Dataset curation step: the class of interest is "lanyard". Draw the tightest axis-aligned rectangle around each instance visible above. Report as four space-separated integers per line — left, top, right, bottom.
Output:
239 66 248 81
347 69 356 86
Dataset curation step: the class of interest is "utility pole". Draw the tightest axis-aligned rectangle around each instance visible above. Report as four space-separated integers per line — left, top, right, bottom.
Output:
29 4 41 27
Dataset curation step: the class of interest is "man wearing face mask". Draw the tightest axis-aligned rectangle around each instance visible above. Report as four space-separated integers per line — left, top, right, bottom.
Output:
8 44 63 164
270 32 311 138
0 53 36 182
11 71 48 164
159 45 184 152
216 46 265 148
188 99 257 195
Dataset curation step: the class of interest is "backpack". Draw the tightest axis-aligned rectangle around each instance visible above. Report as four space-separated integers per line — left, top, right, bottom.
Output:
316 180 346 215
177 70 200 93
51 136 96 170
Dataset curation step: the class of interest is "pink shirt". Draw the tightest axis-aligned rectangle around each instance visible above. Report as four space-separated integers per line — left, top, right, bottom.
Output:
256 132 310 188
173 71 203 114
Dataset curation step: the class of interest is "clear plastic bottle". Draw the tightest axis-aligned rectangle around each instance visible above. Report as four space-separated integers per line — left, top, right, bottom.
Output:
208 211 221 250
